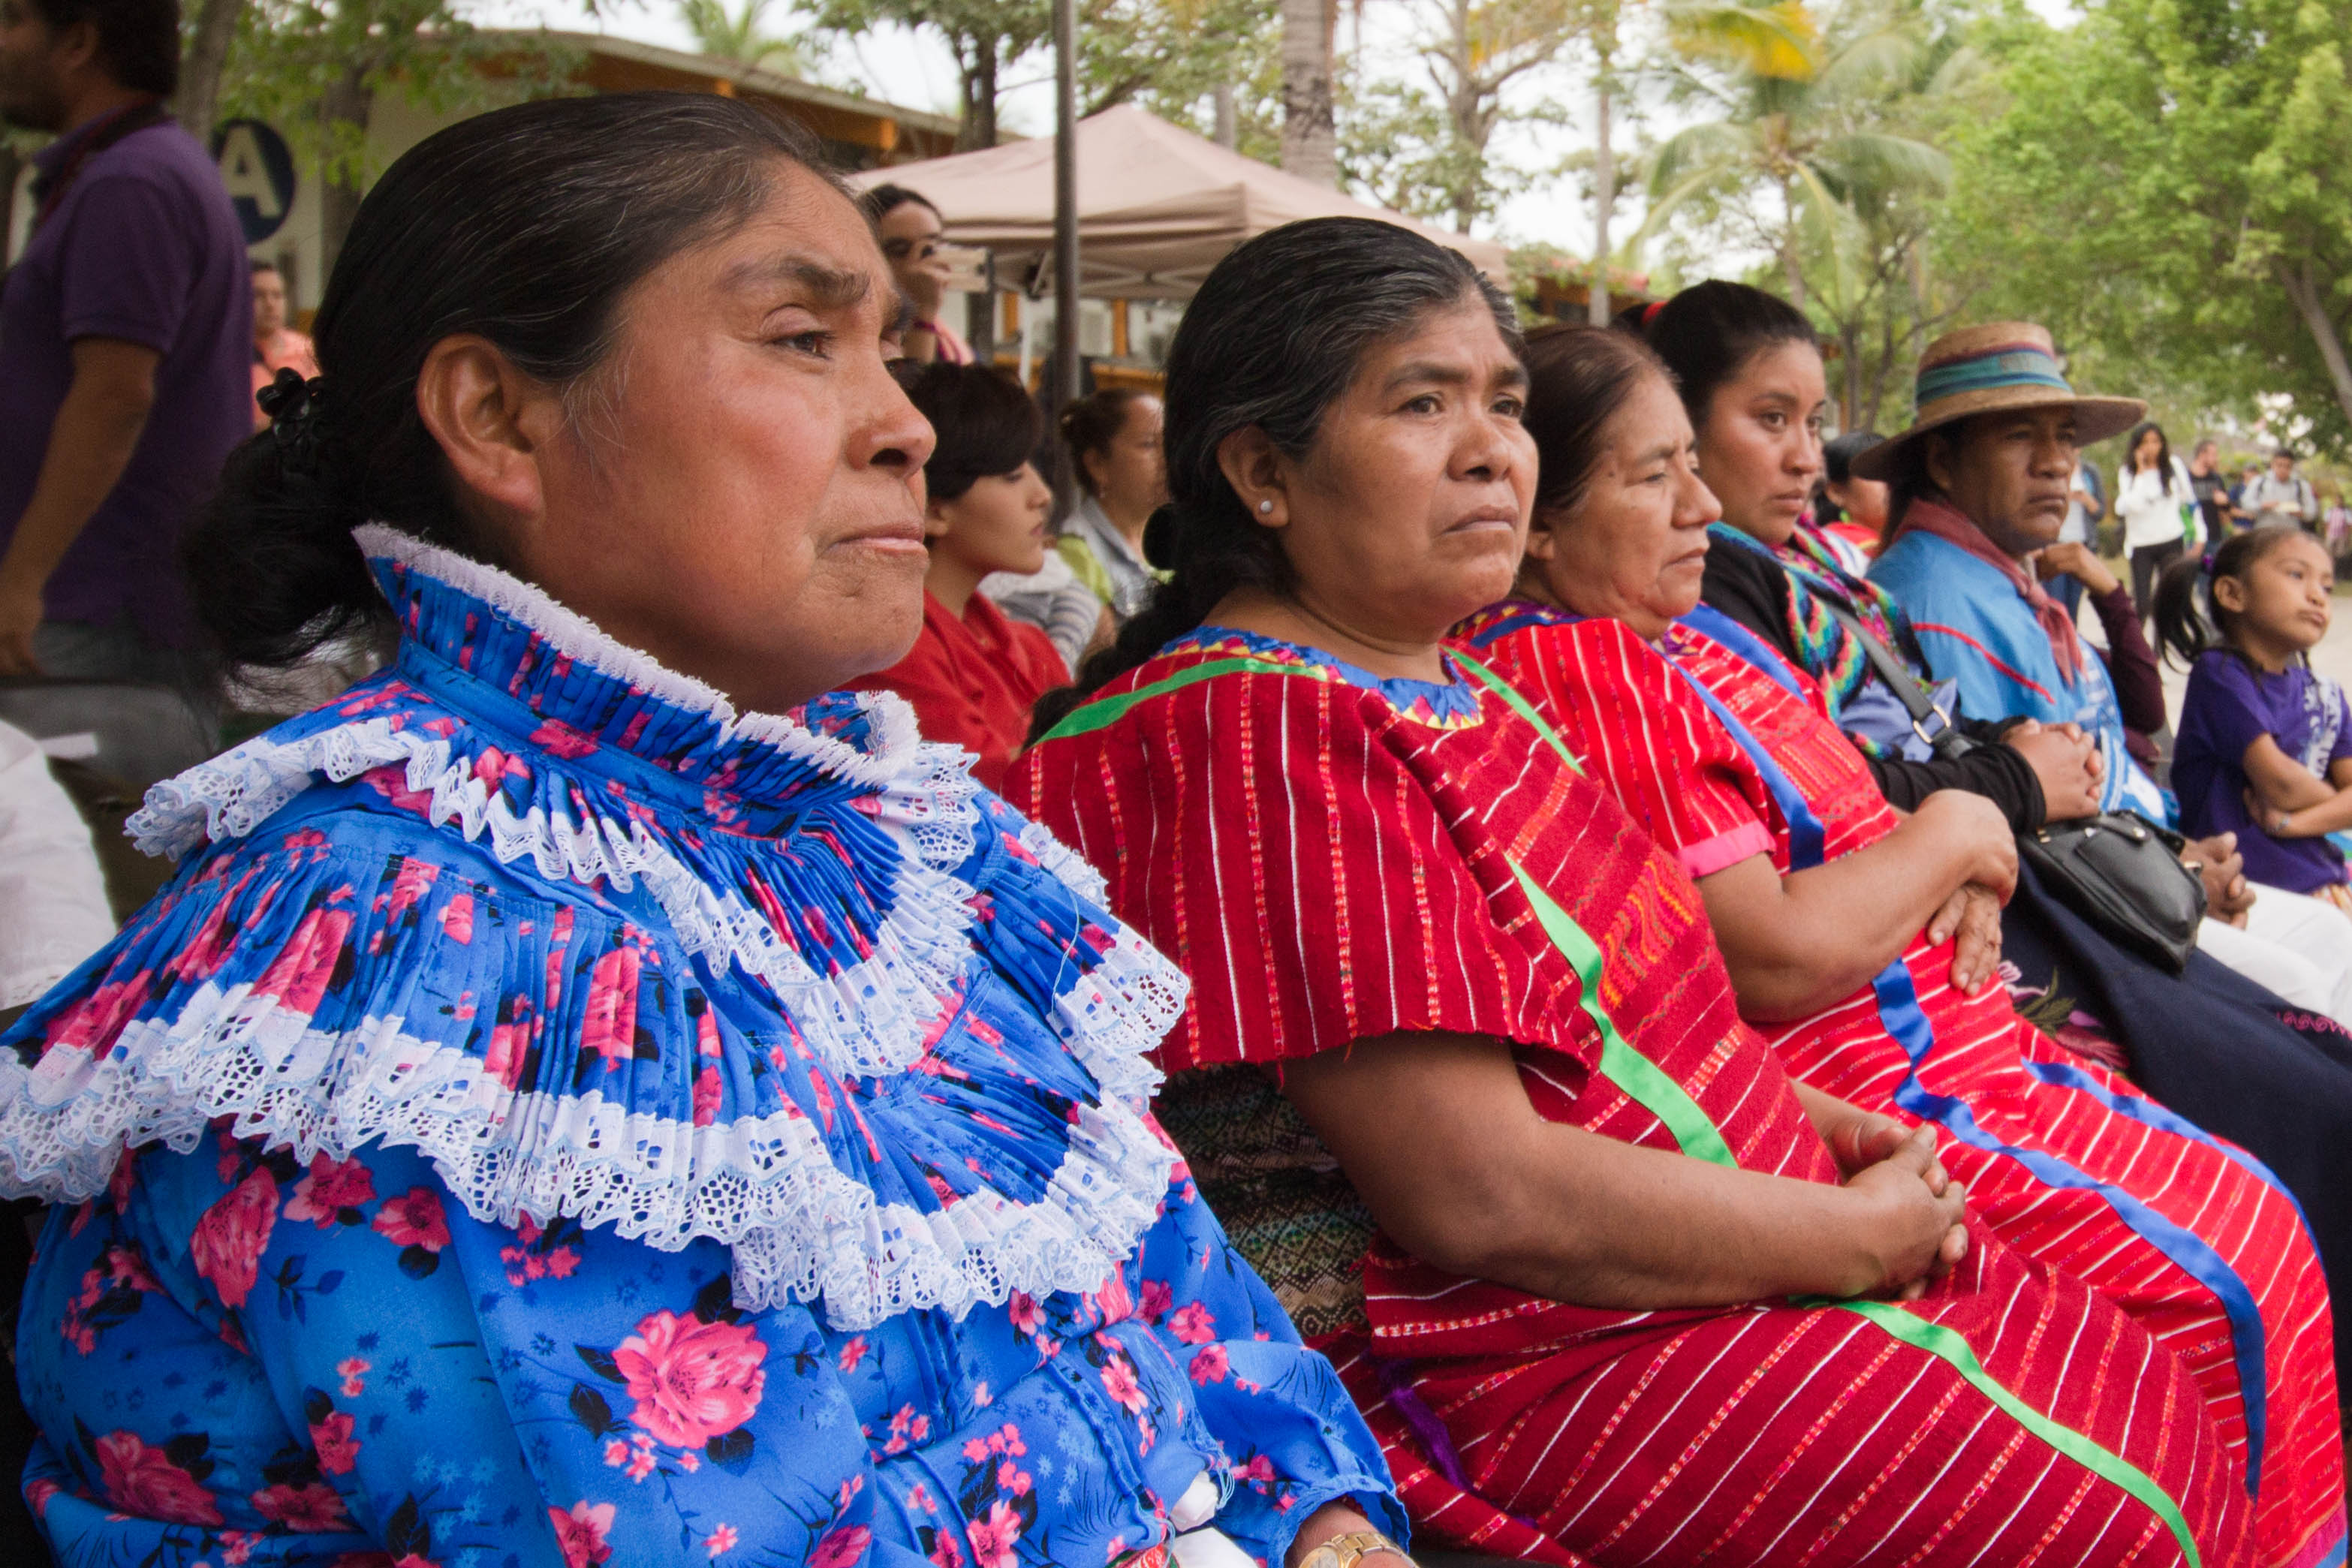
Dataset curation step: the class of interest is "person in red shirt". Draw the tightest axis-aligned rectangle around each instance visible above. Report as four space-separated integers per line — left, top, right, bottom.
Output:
851 360 1066 789
247 257 317 429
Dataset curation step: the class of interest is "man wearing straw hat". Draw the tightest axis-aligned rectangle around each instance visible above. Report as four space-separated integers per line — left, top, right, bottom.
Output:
1865 321 2352 1022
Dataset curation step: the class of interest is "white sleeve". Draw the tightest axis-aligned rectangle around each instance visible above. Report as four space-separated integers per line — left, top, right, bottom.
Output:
0 720 116 1010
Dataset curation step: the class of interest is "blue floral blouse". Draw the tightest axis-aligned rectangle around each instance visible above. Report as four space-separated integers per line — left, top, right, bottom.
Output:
0 527 1399 1568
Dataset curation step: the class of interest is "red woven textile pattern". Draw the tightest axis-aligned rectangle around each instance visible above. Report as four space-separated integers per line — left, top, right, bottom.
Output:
1013 634 2254 1567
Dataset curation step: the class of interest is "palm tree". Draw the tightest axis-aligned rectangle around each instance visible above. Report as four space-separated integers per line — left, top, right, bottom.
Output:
1280 0 1338 184
1638 0 1948 311
681 0 818 77
1580 0 1814 321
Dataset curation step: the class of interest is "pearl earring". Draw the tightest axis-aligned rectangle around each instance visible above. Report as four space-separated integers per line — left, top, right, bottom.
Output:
1257 499 1274 514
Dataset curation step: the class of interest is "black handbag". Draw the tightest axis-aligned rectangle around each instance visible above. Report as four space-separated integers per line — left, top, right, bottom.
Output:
1823 603 2209 973
2015 813 2207 973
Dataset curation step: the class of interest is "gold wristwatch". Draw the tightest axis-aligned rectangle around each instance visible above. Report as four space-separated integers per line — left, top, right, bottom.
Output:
1296 1530 1411 1568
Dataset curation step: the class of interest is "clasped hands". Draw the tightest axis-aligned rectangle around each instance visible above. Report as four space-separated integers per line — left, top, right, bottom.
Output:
1813 1100 1970 1302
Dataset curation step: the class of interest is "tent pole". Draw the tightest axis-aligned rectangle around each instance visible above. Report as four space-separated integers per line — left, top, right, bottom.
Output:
1051 0 1081 513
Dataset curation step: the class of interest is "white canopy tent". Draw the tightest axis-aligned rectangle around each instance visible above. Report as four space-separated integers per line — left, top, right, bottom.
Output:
848 103 1509 300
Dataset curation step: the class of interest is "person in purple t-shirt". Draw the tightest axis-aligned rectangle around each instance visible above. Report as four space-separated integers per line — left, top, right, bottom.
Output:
2159 525 2352 907
0 0 251 700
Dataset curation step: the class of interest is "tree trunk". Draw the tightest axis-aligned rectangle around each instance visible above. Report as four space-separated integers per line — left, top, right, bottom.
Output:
1840 322 1862 432
318 68 372 285
1778 177 1807 309
1212 83 1236 149
173 0 248 140
1588 72 1613 324
0 145 18 266
1865 311 1897 432
1278 0 1336 186
958 36 998 151
2280 260 2352 432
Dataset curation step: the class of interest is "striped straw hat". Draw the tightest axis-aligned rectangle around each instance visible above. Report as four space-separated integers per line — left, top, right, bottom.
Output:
1849 322 2146 481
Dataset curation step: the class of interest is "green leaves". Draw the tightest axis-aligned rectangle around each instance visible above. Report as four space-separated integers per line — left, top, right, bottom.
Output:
1940 0 2352 449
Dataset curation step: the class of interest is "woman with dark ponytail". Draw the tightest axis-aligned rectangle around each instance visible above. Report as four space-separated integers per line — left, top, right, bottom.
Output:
1013 221 2251 1568
0 94 1405 1568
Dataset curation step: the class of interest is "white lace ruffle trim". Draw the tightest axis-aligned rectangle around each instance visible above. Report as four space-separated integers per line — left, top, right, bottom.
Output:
128 714 986 1083
0 975 1176 1330
62 527 1199 1326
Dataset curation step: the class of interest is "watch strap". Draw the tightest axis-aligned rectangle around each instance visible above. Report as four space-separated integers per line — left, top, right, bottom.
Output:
1300 1529 1408 1568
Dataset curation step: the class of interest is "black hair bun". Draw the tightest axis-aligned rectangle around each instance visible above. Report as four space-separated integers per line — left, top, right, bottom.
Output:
1141 504 1181 571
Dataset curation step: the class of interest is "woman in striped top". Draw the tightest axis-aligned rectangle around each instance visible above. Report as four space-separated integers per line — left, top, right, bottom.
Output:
1459 323 2341 1568
1012 217 2253 1568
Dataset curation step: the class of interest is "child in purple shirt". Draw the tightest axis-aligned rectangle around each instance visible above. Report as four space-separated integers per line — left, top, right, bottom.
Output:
2159 527 2352 904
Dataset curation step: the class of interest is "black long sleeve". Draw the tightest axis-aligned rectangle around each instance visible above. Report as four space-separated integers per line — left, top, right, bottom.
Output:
1866 744 2047 832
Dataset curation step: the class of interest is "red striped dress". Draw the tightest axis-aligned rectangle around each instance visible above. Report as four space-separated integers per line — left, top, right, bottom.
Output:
1009 625 2252 1568
1460 603 2342 1568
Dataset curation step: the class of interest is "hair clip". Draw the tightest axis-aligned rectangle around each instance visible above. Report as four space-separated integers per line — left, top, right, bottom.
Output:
1642 301 1667 327
257 367 327 474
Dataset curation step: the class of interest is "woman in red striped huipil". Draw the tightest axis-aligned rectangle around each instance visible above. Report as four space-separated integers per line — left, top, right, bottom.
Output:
1457 324 2340 1568
1010 218 2253 1568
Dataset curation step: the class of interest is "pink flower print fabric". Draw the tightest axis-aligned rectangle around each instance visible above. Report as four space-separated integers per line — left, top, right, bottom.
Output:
2 537 1397 1566
15 1133 1401 1568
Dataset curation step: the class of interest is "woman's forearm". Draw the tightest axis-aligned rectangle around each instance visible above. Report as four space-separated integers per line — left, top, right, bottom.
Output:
1278 1034 1922 1311
1698 814 1973 1021
2269 790 2352 838
1469 1125 1887 1306
2088 585 2167 733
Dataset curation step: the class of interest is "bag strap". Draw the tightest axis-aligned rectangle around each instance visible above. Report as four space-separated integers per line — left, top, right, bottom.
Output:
1818 602 1974 757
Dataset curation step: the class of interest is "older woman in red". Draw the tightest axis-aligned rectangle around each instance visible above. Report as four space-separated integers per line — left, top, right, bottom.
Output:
1010 218 2252 1568
1459 324 2340 1568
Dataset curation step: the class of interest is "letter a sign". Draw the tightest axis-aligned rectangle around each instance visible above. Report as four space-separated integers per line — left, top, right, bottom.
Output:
212 119 297 244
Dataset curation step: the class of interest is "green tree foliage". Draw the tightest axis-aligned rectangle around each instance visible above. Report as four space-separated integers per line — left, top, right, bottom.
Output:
1338 0 1583 230
1083 0 1281 126
218 0 574 270
1642 0 1949 313
1100 0 1284 161
680 0 819 76
1793 2 1988 429
1939 0 2352 451
808 0 1275 152
806 0 1050 147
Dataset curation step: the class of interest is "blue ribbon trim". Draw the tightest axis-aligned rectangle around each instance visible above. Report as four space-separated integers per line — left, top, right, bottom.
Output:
2021 1057 2311 1229
1664 631 2270 1499
1678 604 1808 697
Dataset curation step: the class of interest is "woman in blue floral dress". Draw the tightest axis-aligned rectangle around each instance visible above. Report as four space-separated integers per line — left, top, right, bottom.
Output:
0 95 1402 1568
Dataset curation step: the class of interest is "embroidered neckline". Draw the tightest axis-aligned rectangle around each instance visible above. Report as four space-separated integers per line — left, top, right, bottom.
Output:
1452 597 1577 651
359 525 920 802
1170 625 1485 728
